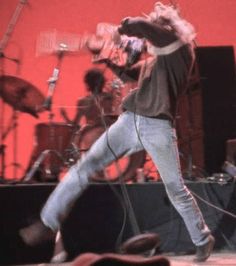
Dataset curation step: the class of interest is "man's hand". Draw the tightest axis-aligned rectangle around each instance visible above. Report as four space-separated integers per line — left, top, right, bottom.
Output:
118 17 147 38
118 17 130 35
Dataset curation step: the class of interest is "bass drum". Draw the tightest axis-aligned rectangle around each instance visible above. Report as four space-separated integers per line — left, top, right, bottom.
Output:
72 123 146 182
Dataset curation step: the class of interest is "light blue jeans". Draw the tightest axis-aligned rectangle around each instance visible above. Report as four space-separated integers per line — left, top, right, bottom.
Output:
41 111 210 246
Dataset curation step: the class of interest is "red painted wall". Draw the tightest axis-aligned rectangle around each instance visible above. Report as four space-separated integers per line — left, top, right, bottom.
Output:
0 0 236 179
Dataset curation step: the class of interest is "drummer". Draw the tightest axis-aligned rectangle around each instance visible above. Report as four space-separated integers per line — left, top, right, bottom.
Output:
60 68 115 127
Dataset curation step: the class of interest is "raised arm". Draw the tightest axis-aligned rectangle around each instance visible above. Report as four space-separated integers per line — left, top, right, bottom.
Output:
118 17 177 47
93 57 141 82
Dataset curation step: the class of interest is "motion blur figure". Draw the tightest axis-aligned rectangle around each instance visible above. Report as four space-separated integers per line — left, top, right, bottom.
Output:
60 67 114 127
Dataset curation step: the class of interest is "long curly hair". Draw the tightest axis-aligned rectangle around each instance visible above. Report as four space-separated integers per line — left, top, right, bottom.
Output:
146 2 196 43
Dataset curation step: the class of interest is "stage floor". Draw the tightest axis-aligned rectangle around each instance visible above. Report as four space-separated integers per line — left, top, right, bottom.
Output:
15 252 236 266
169 251 236 265
1 182 236 265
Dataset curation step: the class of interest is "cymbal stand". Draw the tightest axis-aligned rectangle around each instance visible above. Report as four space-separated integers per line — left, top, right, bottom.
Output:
0 43 6 180
0 101 6 180
43 47 65 111
24 47 66 182
0 99 23 182
12 110 22 179
0 0 27 180
0 114 18 181
0 94 22 181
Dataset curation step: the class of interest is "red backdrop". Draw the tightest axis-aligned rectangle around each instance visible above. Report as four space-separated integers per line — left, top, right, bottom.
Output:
0 0 236 179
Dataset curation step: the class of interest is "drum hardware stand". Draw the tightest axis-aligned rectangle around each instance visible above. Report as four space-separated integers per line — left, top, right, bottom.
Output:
0 145 6 181
10 110 22 179
24 149 64 182
0 0 27 180
0 94 24 181
43 44 66 112
0 67 22 181
0 86 6 180
24 149 51 182
24 45 67 182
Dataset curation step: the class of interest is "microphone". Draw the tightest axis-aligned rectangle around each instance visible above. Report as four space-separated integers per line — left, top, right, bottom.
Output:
125 39 145 67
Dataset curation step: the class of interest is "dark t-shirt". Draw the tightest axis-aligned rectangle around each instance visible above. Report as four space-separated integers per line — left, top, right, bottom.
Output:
122 44 193 121
118 17 194 122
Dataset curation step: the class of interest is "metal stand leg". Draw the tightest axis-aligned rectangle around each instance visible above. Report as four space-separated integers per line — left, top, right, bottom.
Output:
24 150 51 182
0 144 6 181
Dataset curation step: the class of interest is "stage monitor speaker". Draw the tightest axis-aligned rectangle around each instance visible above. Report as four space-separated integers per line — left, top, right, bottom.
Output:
195 46 236 174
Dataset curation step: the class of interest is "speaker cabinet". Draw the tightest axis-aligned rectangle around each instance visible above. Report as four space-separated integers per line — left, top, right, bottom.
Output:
177 46 236 176
195 46 236 174
177 89 205 178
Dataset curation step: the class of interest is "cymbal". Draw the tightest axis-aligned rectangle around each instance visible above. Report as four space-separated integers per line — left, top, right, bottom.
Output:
0 75 45 117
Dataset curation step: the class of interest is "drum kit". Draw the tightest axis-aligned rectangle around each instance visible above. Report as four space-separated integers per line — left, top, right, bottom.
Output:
0 75 45 118
0 74 146 183
0 24 149 183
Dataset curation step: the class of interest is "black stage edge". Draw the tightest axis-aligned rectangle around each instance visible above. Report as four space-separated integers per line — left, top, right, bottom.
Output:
0 181 236 265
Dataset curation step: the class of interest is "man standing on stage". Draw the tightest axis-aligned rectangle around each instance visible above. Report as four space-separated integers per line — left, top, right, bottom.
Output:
20 2 214 262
